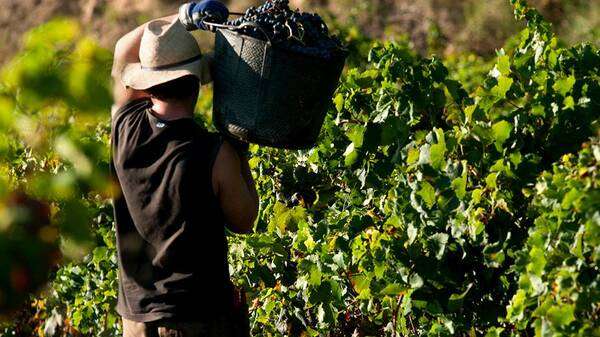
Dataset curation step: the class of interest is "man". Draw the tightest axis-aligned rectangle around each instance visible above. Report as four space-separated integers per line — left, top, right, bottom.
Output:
110 1 258 336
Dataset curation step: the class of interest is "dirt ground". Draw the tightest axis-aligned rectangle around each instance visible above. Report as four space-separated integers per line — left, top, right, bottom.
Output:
0 0 595 65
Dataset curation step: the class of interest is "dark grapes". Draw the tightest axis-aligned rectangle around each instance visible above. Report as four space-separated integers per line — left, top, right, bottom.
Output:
224 0 343 59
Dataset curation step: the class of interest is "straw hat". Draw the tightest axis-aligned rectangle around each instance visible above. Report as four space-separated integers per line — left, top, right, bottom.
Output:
121 19 210 90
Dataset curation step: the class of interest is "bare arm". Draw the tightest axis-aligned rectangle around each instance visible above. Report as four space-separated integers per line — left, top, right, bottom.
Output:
111 14 179 111
238 151 260 210
212 142 259 234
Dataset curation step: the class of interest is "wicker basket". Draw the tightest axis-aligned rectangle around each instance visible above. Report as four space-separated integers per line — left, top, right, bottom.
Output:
212 28 346 149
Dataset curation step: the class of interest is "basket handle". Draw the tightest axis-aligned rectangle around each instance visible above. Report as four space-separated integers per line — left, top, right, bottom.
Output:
202 21 272 44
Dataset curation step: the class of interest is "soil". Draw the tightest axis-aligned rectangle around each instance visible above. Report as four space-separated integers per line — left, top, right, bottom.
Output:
0 0 183 65
0 0 580 65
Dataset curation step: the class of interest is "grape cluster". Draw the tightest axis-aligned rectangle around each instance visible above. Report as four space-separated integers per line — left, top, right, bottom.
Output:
225 0 343 59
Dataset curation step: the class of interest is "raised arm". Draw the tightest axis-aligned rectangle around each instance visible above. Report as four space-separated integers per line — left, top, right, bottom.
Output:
111 14 178 111
212 141 259 234
111 1 229 111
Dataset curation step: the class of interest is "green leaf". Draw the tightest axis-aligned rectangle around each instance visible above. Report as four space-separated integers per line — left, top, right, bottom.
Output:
531 104 546 116
269 202 306 234
407 147 420 164
0 97 15 130
464 105 476 123
380 117 408 146
374 260 385 279
351 274 372 299
546 304 575 328
92 247 108 265
561 188 580 209
418 181 436 208
429 129 447 169
451 161 468 199
497 55 511 75
563 96 575 109
308 263 322 286
346 124 365 148
484 327 504 337
429 233 449 259
491 120 513 151
553 75 576 96
570 225 585 258
379 283 409 296
409 273 423 289
491 76 513 98
444 79 468 104
485 173 499 189
471 188 483 204
507 289 526 322
334 93 344 113
526 247 546 276
344 142 358 166
483 242 505 267
429 144 446 169
509 152 522 166
448 283 472 312
355 69 379 88
72 310 82 326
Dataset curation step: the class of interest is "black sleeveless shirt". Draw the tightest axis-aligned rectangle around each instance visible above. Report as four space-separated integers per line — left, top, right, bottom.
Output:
110 98 231 322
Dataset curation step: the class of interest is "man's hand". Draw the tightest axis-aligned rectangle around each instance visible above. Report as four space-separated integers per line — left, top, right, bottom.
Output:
179 0 229 31
212 141 259 234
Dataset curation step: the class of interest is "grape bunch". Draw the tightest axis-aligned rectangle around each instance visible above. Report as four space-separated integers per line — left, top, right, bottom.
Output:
224 0 344 59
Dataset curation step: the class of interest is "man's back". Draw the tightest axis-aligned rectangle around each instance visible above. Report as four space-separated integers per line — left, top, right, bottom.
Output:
111 98 232 322
110 11 257 336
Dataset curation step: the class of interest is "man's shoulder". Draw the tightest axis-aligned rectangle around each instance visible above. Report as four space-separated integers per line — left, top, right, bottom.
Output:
110 98 152 156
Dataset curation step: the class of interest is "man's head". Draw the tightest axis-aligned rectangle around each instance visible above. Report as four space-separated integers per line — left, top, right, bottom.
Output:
121 19 208 93
145 75 200 107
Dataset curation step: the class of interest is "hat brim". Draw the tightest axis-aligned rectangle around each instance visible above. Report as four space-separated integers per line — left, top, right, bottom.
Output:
121 55 211 90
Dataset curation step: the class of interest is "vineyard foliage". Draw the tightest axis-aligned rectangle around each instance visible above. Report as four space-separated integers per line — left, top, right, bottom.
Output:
0 0 599 336
0 18 115 330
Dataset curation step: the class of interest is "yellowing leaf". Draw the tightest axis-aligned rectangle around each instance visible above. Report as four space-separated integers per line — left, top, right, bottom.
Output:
269 202 306 234
407 147 420 164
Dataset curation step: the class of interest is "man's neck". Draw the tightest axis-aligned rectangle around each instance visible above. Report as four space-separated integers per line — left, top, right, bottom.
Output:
151 98 194 120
